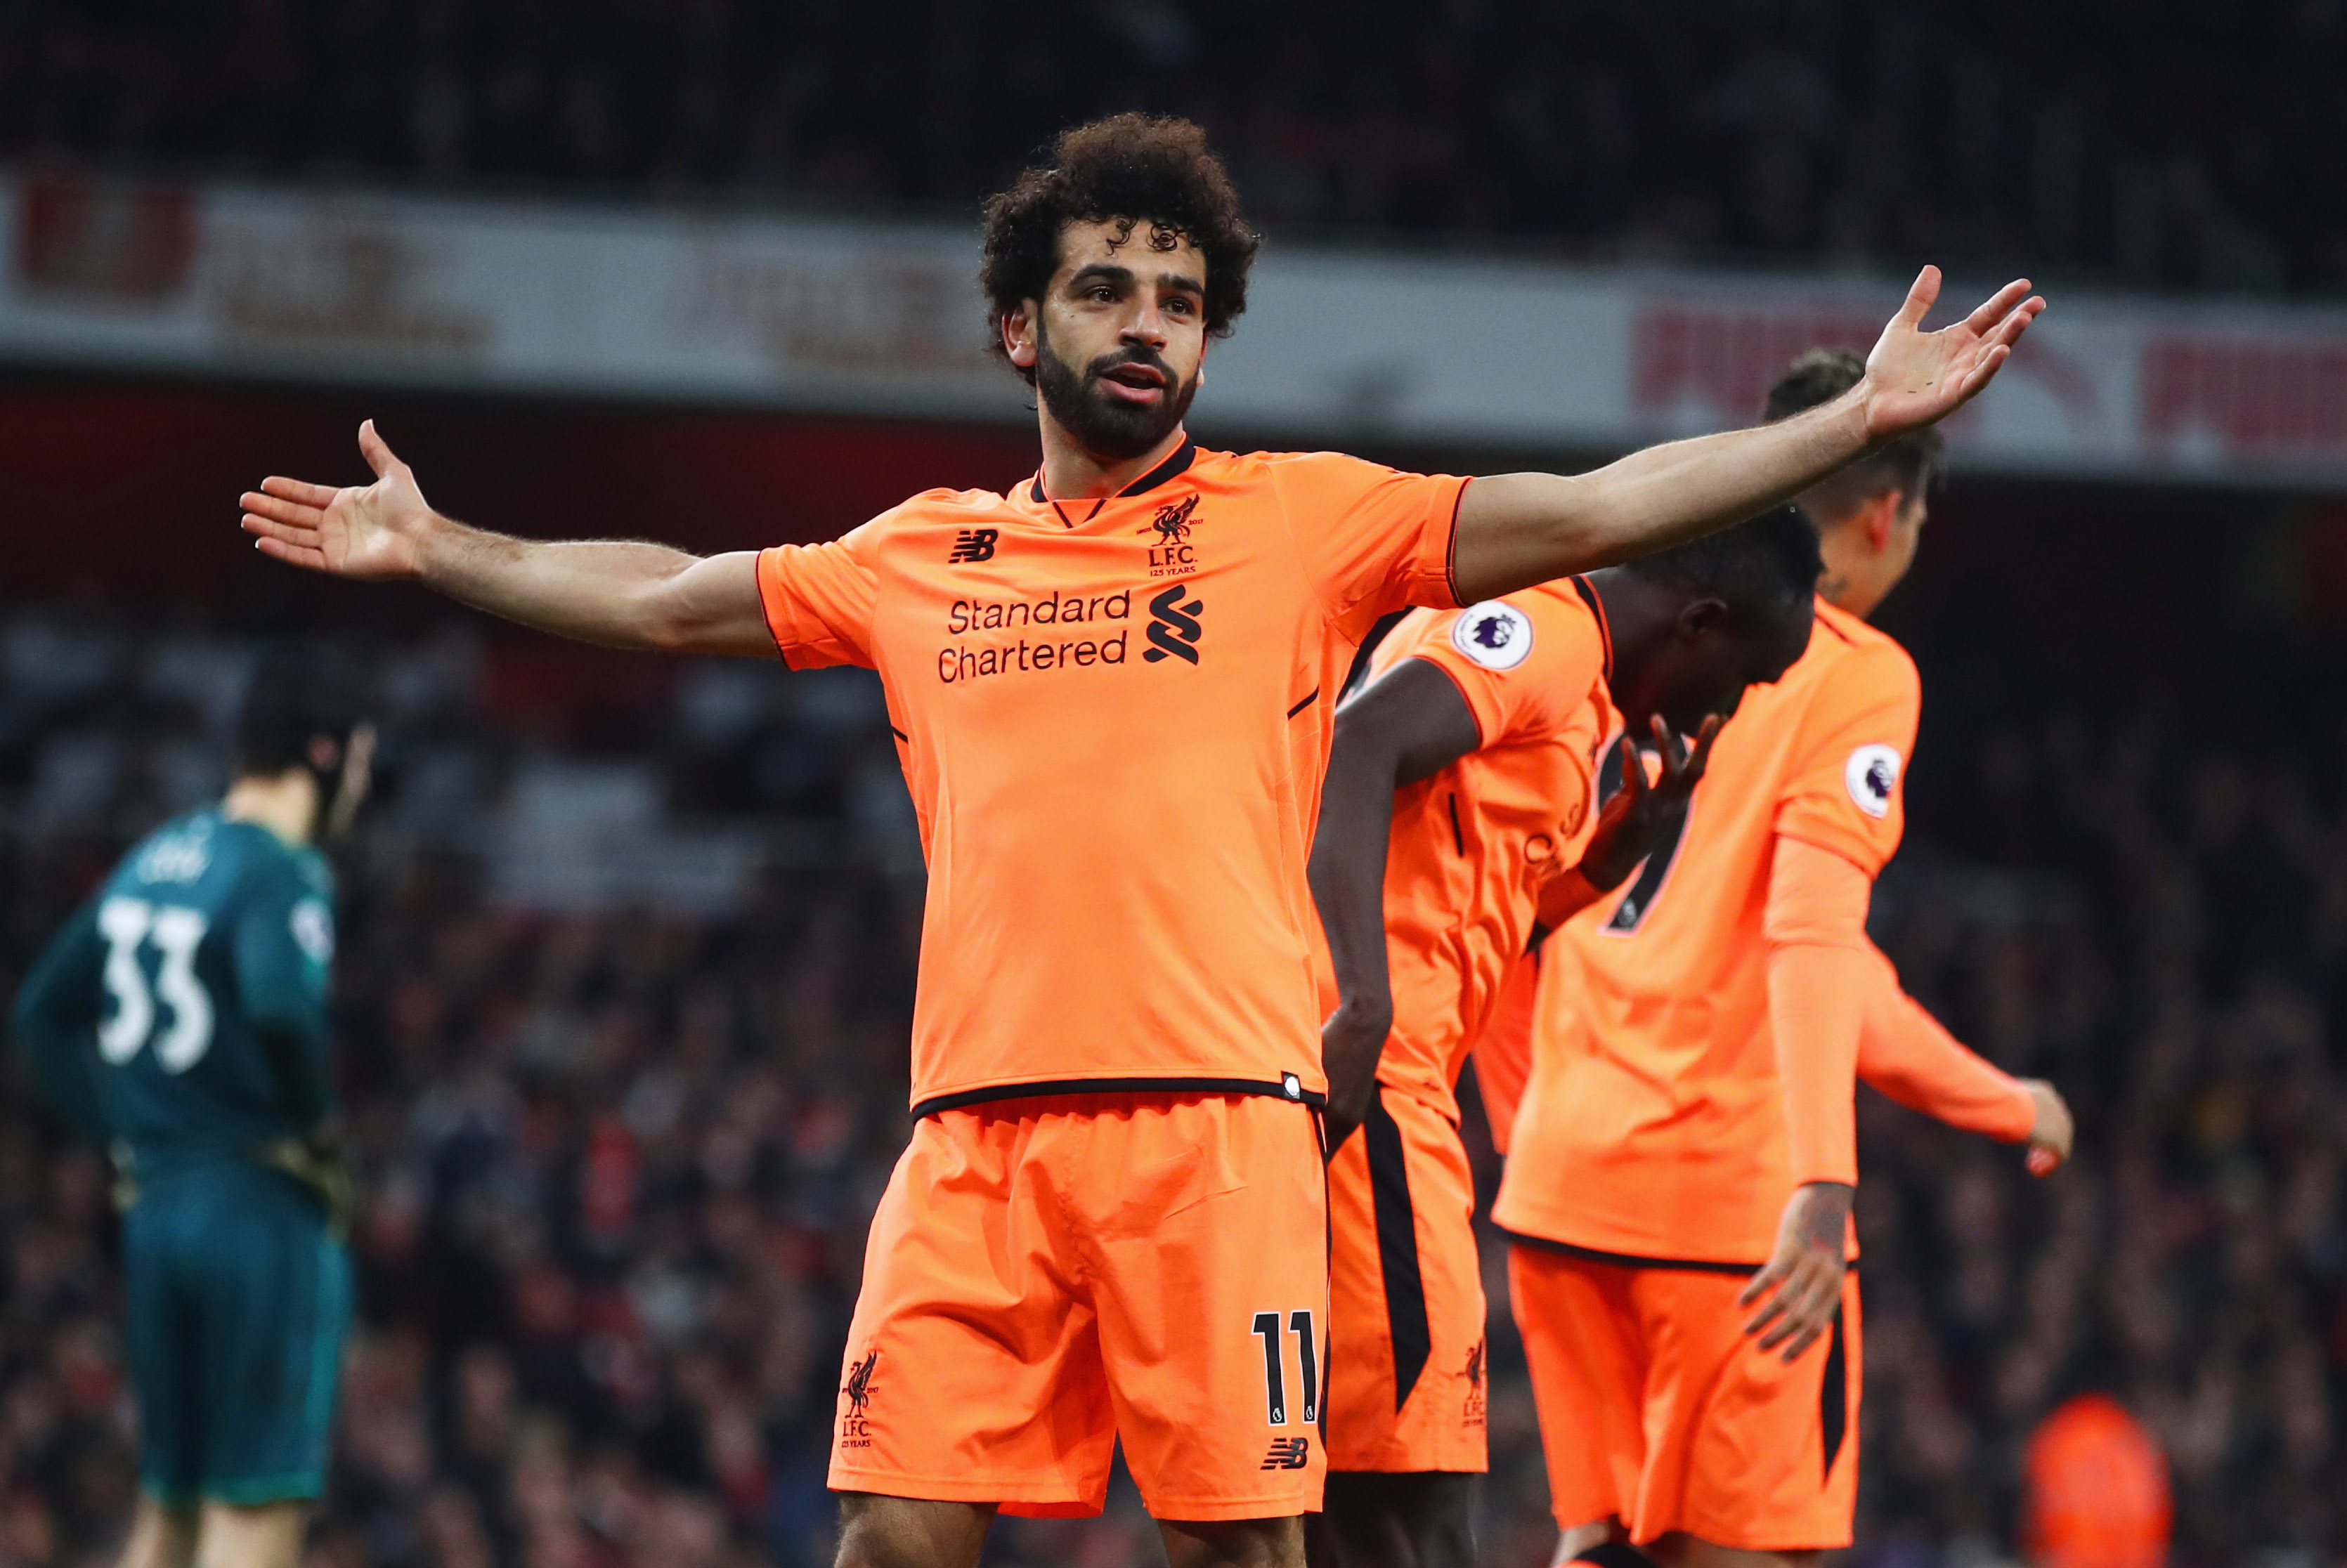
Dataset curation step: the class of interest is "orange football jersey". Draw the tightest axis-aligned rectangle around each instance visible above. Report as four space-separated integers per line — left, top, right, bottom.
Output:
1325 582 1616 1123
1494 598 1920 1263
755 442 1466 1113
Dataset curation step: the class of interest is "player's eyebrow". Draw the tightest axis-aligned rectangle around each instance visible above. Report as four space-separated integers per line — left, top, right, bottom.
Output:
1065 263 1204 299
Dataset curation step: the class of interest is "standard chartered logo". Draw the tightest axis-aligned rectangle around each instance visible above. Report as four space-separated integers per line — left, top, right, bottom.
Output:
1143 584 1204 664
937 589 1131 684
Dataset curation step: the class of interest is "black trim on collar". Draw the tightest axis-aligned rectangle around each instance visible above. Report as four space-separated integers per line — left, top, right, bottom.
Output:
1027 437 1198 505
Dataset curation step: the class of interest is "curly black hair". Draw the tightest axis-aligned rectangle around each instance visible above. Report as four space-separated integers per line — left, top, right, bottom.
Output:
979 114 1261 381
1764 347 1945 517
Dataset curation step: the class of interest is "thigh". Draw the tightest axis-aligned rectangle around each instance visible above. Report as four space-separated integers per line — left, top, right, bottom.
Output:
1075 1094 1329 1524
1630 1269 1859 1553
1507 1246 1646 1531
828 1109 1116 1517
122 1201 202 1506
833 1494 995 1568
186 1172 350 1504
1324 1087 1487 1475
1308 1470 1476 1568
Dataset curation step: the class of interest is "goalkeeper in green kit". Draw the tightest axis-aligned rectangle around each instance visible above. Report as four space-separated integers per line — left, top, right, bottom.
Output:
10 648 372 1568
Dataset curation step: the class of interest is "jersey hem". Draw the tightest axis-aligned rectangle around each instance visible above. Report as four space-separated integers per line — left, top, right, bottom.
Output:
912 1076 1328 1118
1501 1229 1861 1274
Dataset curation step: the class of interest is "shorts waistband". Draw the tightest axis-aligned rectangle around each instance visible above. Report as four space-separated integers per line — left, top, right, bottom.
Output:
913 1076 1327 1118
1502 1230 1863 1276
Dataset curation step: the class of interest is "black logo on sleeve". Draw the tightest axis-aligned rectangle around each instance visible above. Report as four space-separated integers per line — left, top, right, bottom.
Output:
947 528 999 564
839 1350 878 1447
1143 584 1204 664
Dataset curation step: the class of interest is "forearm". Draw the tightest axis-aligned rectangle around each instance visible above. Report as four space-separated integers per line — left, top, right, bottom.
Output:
1858 959 2035 1140
1455 392 1868 599
1308 751 1401 1034
1533 865 1605 934
418 518 769 655
1764 835 1873 1186
11 1002 110 1146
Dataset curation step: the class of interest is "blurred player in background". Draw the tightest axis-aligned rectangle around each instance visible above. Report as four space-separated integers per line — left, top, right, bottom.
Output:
9 649 371 1568
1304 509 1821 1568
237 107 2041 1568
1491 347 2069 1568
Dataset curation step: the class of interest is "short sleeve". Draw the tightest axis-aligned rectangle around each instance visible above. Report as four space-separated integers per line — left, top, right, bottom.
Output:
1390 589 1604 751
1275 452 1469 642
1772 641 1921 876
756 521 882 670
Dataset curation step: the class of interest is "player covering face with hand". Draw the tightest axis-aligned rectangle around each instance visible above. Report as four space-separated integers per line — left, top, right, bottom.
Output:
11 648 372 1568
1303 508 1822 1568
238 110 2039 1568
1491 348 2072 1568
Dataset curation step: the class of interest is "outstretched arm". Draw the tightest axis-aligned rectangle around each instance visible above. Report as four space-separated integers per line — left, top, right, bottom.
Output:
1857 945 2072 1175
240 422 774 656
1308 658 1482 1151
1450 269 2044 601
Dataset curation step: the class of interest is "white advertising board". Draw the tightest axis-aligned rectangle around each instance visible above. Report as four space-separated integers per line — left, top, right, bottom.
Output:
6 171 2346 489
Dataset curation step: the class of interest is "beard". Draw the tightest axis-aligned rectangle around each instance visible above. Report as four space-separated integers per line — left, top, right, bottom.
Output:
1032 322 1201 463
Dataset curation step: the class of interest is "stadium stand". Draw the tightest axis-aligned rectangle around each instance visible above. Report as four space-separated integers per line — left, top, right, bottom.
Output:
0 0 2329 295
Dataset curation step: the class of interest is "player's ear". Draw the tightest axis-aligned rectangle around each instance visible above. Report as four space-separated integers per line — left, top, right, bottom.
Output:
1003 303 1040 370
1863 490 1900 552
1677 596 1729 641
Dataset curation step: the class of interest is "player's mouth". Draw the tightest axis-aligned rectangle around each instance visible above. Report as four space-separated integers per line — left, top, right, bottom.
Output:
1097 362 1169 405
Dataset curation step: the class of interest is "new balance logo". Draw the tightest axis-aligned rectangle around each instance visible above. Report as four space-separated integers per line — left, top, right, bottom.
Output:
947 529 999 564
1260 1437 1311 1471
1143 584 1204 665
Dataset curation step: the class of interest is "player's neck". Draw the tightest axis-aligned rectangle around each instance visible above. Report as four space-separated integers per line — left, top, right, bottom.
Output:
1034 417 1189 502
222 770 320 849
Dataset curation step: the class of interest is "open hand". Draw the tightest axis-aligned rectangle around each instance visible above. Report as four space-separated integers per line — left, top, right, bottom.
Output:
2022 1079 2074 1176
240 420 438 580
1860 267 2046 442
1577 715 1721 893
1738 1180 1852 1362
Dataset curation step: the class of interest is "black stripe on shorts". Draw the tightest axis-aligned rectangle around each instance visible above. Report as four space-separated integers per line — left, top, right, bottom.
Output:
1363 1087 1433 1411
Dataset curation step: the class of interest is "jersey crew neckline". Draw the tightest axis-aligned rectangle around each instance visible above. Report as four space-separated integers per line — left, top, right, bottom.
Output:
755 447 1469 1116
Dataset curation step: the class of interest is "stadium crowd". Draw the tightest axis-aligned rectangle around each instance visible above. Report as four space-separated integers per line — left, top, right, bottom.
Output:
1 0 2336 296
1 602 2343 1568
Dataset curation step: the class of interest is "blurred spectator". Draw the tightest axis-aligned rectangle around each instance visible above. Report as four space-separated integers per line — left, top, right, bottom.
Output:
0 0 2330 296
2019 1394 2171 1568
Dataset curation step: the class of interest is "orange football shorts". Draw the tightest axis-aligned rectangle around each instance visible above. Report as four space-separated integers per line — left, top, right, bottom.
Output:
828 1092 1330 1521
1508 1243 1861 1551
1324 1085 1488 1472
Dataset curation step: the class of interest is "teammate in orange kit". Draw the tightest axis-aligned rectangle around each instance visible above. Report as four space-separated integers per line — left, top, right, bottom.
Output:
237 108 2043 1568
1303 509 1823 1568
1493 346 2068 1568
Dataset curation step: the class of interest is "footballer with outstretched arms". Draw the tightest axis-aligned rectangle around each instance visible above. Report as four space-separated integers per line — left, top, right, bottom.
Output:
238 115 2040 1568
1302 509 1823 1568
1492 348 2071 1568
10 651 371 1568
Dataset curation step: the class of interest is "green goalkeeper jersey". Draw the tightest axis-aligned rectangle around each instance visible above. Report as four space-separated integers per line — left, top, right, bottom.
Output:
11 810 337 1184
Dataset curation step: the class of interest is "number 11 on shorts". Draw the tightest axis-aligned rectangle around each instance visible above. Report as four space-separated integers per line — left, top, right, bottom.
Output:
1250 1309 1319 1426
